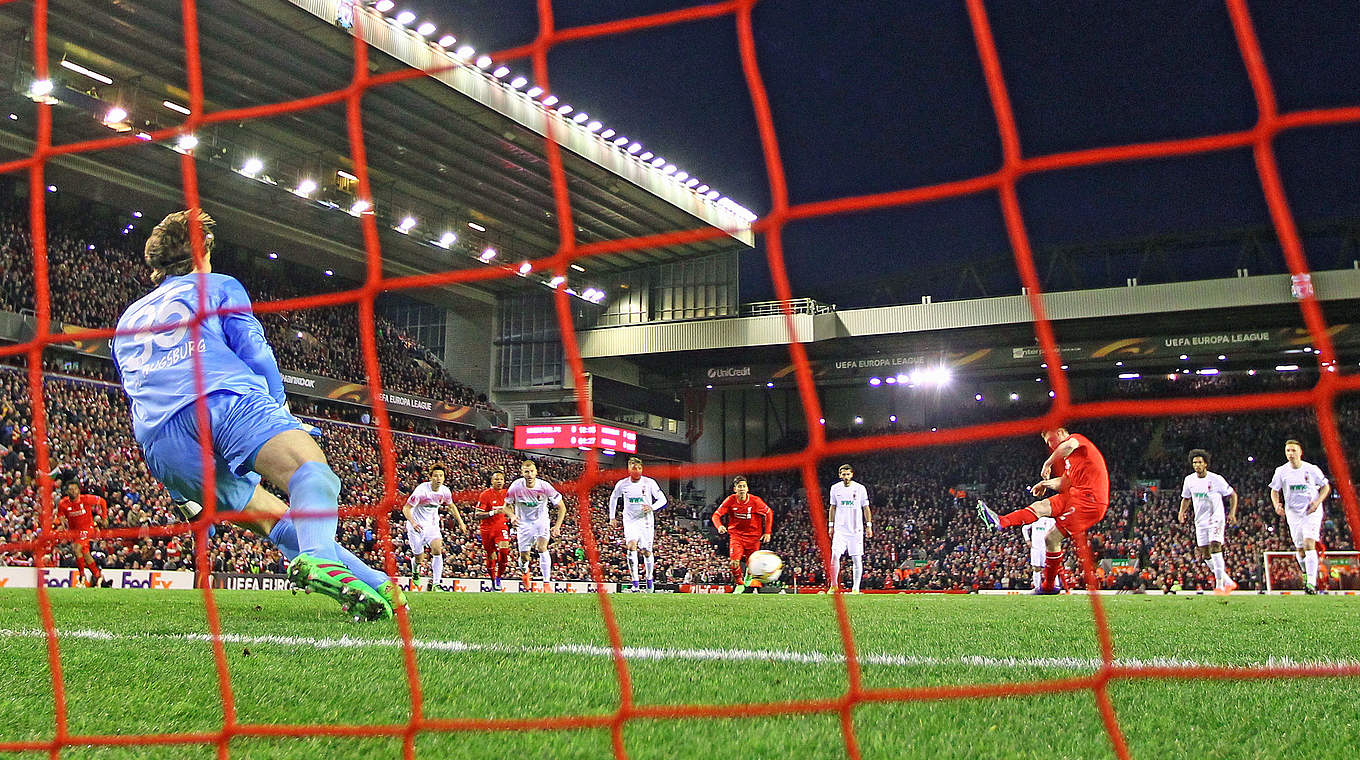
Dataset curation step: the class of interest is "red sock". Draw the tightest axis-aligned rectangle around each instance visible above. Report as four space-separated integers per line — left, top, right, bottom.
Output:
496 549 509 579
75 555 86 583
485 552 497 579
999 507 1040 529
1042 551 1064 591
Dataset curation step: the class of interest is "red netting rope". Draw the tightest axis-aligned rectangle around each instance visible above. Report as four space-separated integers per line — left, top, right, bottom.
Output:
0 0 1358 758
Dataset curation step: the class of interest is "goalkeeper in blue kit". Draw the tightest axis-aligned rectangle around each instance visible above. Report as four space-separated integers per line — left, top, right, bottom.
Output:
112 210 402 620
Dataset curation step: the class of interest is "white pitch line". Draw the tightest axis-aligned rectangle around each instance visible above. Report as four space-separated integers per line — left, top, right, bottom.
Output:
0 628 1356 671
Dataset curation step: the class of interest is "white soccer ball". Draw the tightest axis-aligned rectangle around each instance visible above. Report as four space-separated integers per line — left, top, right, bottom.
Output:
747 550 783 582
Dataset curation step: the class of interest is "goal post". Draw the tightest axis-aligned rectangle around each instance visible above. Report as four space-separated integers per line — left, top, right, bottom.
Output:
1263 551 1360 593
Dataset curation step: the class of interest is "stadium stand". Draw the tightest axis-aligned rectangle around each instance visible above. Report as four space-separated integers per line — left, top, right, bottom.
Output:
2 358 1353 590
0 208 492 410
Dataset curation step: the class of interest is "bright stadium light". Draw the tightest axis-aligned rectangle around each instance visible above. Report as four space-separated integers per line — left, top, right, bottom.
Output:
548 275 566 288
600 128 615 138
492 65 510 78
705 190 720 200
455 45 475 60
510 76 528 89
395 10 415 26
268 252 279 260
437 34 456 48
475 55 492 69
854 416 863 425
416 22 436 36
628 144 643 154
1218 354 1227 360
176 134 198 151
639 151 654 161
697 184 710 193
541 94 558 106
572 112 589 123
1275 364 1300 372
467 222 486 232
27 79 55 102
766 381 774 388
397 216 417 233
650 157 665 168
685 178 700 188
526 86 544 98
337 169 357 181
675 171 689 181
240 157 264 177
1179 354 1189 360
294 179 317 197
479 247 497 262
889 415 897 423
868 377 881 387
557 104 574 115
570 263 586 272
1117 372 1141 380
1197 368 1220 375
104 106 128 123
349 199 371 215
518 261 532 275
61 59 113 84
1009 392 1019 401
613 136 629 146
586 121 603 132
438 231 457 248
323 269 334 276
662 164 677 175
975 394 983 401
375 0 395 11
162 100 191 115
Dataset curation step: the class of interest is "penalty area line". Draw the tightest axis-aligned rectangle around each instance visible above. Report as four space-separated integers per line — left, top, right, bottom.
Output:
1 627 1357 672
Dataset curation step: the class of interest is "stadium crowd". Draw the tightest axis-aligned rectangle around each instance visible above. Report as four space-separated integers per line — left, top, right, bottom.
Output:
0 212 491 410
2 360 1355 592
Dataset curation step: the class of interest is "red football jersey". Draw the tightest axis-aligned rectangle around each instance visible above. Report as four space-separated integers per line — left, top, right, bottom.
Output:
476 488 510 533
712 494 774 537
57 494 106 530
1059 433 1109 506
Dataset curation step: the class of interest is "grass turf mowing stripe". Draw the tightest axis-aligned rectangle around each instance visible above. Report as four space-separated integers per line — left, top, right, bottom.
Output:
3 627 1357 671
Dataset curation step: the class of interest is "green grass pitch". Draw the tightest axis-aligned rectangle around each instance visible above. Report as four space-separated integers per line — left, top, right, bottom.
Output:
1 589 1357 759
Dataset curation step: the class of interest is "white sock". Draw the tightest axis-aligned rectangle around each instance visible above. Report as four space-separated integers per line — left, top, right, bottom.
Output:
1032 570 1043 589
628 550 639 584
431 554 443 586
1205 556 1220 587
1210 552 1230 586
852 555 863 592
412 555 422 577
539 550 552 583
1304 550 1318 588
644 553 655 580
1296 553 1308 583
830 552 843 589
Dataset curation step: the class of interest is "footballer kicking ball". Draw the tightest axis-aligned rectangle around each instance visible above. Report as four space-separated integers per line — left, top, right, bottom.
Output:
747 550 783 583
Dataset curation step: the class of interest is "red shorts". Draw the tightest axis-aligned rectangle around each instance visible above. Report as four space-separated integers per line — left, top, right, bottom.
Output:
728 534 762 563
481 528 510 554
1047 492 1107 538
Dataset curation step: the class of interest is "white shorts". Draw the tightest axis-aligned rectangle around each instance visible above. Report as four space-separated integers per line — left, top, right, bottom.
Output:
1286 507 1323 546
623 514 655 550
517 516 550 552
1029 521 1054 567
407 520 441 555
1194 512 1225 547
831 530 863 558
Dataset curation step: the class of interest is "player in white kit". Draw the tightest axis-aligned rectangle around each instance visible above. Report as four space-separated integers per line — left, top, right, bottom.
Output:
1178 449 1239 593
1022 516 1059 592
609 456 668 592
826 464 872 593
1269 439 1330 594
403 464 465 591
506 459 566 591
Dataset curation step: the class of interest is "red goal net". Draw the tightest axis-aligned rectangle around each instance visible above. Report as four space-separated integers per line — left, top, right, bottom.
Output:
1 1 1358 759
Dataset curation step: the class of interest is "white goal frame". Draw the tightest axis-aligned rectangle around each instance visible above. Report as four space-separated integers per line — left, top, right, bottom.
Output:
1263 550 1359 593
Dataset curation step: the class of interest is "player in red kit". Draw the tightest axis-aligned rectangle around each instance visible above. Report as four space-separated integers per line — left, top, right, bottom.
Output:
473 470 515 591
711 476 774 594
978 427 1109 594
56 480 108 587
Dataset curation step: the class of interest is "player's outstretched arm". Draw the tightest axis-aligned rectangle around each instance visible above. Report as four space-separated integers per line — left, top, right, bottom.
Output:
218 277 287 405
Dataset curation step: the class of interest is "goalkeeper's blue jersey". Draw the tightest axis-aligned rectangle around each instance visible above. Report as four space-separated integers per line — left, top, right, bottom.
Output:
113 273 286 442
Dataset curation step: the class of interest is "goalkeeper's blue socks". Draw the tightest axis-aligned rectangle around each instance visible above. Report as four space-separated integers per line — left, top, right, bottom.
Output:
268 515 390 590
287 461 341 560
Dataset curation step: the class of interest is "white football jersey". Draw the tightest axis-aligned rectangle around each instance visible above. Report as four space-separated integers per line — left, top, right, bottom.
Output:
1270 461 1328 512
406 481 452 528
507 477 563 524
828 481 870 535
609 476 667 521
1181 471 1233 521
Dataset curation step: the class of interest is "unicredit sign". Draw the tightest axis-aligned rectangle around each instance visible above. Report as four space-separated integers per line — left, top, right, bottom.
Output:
706 366 751 379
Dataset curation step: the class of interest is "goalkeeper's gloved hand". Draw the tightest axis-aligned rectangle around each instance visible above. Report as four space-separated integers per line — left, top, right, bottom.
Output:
173 498 216 538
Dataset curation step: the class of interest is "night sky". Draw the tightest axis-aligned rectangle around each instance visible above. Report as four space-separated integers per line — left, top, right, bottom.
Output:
421 0 1360 307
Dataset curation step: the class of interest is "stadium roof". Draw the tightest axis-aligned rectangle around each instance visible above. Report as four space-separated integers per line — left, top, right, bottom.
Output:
0 0 754 307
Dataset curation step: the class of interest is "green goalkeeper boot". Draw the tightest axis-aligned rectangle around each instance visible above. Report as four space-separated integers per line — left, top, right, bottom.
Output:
288 554 393 622
377 580 409 613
